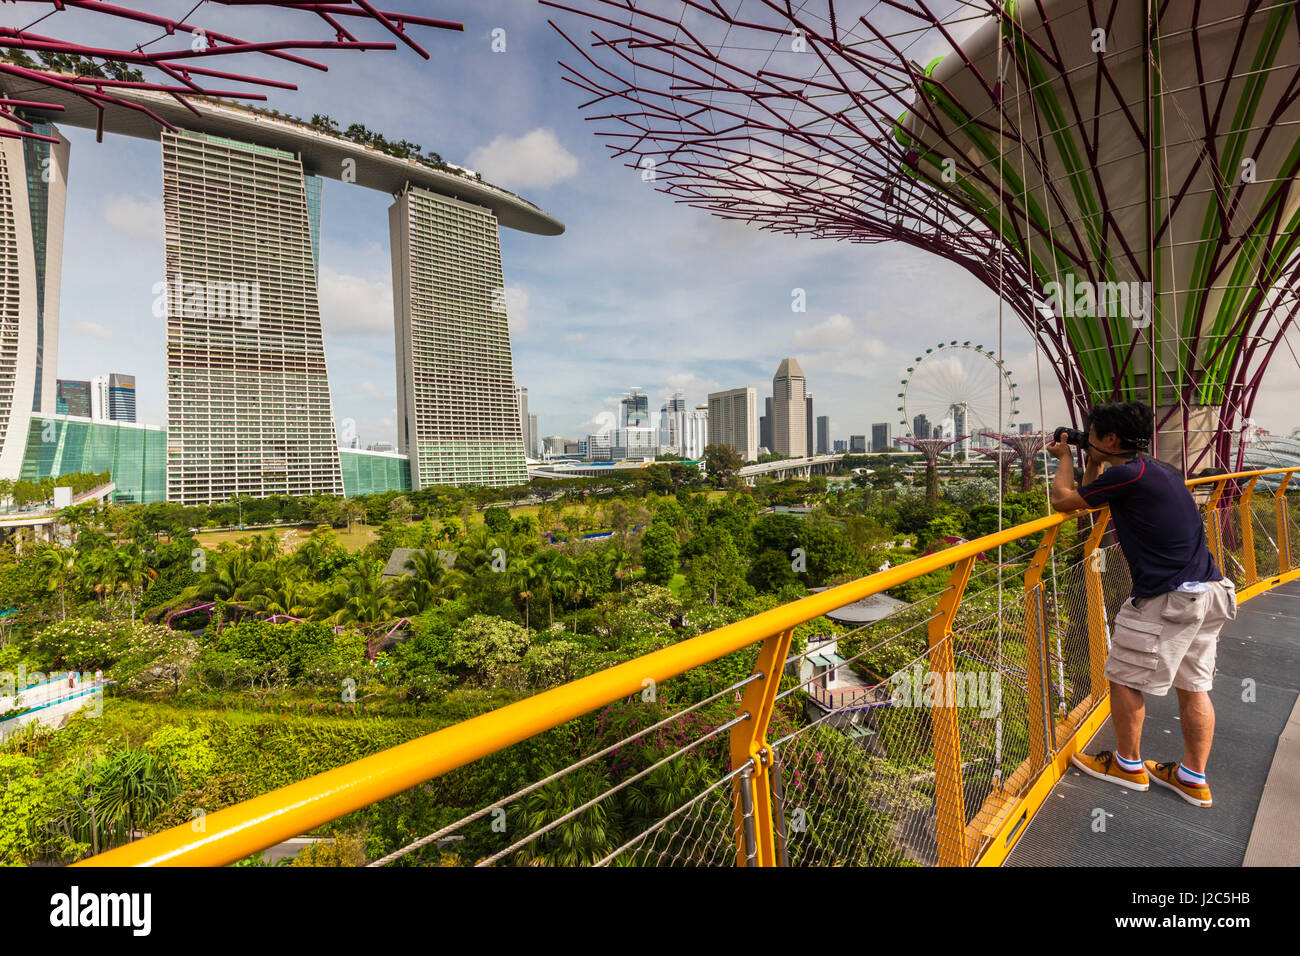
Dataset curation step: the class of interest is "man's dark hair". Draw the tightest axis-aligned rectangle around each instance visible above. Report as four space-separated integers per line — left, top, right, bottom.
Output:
1085 401 1154 452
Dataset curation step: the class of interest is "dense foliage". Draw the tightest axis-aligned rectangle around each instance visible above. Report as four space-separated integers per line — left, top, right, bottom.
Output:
0 460 1049 865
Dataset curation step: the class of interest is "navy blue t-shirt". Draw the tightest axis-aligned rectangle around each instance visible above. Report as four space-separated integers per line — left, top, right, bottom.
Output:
1077 453 1221 598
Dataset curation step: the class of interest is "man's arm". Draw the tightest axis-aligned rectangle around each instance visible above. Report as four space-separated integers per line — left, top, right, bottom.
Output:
1047 439 1098 512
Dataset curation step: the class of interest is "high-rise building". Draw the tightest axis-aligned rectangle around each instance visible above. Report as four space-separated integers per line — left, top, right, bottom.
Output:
849 435 867 453
528 413 538 459
949 403 969 453
682 403 709 459
872 422 891 452
391 185 526 488
56 379 91 418
760 396 773 452
833 439 847 453
622 389 650 428
660 392 688 450
816 415 830 456
805 393 815 457
107 373 136 422
19 120 70 419
91 374 108 421
585 432 611 461
772 358 807 457
517 386 530 456
611 425 658 460
0 118 69 479
162 129 342 504
913 413 931 440
1019 422 1034 434
707 387 758 461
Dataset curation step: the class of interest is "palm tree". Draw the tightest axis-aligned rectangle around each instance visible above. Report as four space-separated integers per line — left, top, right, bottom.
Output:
509 554 545 630
549 555 579 630
604 545 633 593
244 532 282 564
91 749 180 847
79 547 119 609
397 548 457 614
117 543 156 622
328 562 397 626
514 776 616 866
246 571 319 620
39 546 78 620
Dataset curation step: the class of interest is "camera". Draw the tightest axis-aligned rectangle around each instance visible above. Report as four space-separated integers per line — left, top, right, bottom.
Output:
1053 426 1087 446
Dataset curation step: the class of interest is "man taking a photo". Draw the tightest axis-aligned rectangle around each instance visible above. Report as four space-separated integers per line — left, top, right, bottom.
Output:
1046 401 1236 807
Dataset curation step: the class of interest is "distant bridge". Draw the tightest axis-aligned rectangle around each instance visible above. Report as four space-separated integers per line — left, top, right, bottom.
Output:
737 454 844 485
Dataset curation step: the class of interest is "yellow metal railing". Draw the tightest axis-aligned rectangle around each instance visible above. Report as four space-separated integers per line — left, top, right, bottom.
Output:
78 466 1300 867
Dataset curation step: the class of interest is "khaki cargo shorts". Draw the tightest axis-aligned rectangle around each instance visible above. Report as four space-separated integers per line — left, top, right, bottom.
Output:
1105 579 1238 695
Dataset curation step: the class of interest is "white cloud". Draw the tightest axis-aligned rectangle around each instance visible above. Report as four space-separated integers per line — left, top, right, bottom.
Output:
318 266 392 336
664 371 721 396
563 332 587 343
73 321 114 341
466 128 579 191
794 313 856 350
103 195 161 240
503 284 533 335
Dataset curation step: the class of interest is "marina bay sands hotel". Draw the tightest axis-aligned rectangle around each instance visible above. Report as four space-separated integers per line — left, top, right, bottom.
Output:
0 84 562 505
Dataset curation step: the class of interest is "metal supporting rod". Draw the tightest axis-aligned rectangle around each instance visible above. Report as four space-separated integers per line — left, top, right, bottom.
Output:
769 746 790 868
1241 476 1259 586
1037 586 1054 753
930 555 976 867
1205 479 1227 572
1023 524 1061 769
1277 473 1293 573
1083 507 1112 701
730 628 795 867
739 764 758 867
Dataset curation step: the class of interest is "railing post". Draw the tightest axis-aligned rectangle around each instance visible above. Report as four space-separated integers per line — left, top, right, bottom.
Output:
730 627 795 867
1205 479 1227 573
1083 507 1112 702
1240 476 1258 587
1023 525 1061 771
769 746 790 867
1276 473 1292 574
929 554 975 867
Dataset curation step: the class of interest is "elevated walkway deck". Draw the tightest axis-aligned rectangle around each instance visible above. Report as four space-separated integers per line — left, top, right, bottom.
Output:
1007 579 1300 866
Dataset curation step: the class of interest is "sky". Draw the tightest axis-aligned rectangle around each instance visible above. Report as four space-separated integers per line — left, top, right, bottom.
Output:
18 0 1300 450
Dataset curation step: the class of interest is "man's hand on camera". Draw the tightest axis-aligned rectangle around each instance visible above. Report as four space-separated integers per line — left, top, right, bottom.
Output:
1046 438 1071 460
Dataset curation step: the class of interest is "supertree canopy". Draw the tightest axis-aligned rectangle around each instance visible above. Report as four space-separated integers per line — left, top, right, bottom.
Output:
544 0 1300 473
988 431 1048 493
975 446 1020 495
0 1 462 143
897 435 967 504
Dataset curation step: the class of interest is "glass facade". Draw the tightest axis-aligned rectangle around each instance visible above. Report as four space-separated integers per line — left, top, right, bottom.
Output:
20 415 167 504
21 416 409 504
21 121 51 414
338 448 412 498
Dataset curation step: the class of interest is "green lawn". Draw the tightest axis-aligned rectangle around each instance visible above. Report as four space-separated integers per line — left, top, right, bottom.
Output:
196 523 377 554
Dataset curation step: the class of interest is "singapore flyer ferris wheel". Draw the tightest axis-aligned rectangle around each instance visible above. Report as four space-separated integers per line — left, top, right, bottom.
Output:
898 342 1019 451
